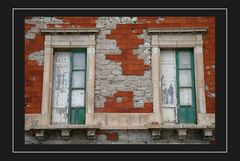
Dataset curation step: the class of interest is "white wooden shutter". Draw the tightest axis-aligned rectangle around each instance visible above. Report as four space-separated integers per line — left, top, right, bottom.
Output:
52 52 71 124
161 50 177 123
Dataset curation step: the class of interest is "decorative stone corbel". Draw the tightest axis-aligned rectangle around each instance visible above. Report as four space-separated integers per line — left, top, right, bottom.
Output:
178 129 187 140
148 124 161 140
35 129 45 141
87 128 97 140
61 129 71 140
203 128 213 140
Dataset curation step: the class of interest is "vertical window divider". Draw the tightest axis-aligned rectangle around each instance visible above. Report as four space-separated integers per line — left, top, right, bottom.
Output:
176 49 180 124
191 49 197 117
68 51 73 124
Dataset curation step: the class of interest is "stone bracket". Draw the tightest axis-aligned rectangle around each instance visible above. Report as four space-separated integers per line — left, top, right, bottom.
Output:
35 130 45 141
151 129 161 140
203 129 213 136
178 129 187 140
61 129 71 140
148 124 161 140
203 128 213 140
87 129 97 140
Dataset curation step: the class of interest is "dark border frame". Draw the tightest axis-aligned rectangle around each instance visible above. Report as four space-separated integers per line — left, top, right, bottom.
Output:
13 8 227 153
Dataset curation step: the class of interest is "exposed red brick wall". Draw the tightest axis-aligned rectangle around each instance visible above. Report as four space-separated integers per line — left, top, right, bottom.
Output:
25 30 44 113
106 25 149 75
25 60 43 113
95 91 153 113
25 34 44 55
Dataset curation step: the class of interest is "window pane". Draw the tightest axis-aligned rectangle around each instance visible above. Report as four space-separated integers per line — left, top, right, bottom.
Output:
179 70 192 87
71 90 85 107
179 51 191 68
73 53 85 70
180 88 192 105
72 71 85 88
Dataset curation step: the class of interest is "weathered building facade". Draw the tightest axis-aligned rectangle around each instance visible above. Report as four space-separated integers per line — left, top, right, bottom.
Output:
24 16 215 144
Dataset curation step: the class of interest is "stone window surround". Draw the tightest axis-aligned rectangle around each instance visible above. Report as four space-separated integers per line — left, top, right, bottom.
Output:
147 27 215 127
25 28 99 133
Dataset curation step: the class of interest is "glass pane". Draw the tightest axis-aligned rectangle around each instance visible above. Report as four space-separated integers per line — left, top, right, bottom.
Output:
52 52 71 108
179 51 191 68
73 53 85 70
71 90 85 107
180 88 192 105
179 70 192 87
72 71 85 88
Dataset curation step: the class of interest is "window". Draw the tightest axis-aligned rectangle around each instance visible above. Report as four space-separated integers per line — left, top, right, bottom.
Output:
52 49 87 125
148 27 213 126
161 49 196 124
25 28 98 133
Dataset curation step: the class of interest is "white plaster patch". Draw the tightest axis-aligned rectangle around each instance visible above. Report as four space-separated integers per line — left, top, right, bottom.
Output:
25 17 63 39
207 92 215 98
28 50 44 65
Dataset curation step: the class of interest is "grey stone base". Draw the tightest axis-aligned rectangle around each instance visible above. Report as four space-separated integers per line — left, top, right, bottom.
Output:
25 129 213 144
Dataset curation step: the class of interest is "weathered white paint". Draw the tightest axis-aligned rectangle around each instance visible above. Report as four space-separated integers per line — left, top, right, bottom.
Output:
160 50 177 123
52 52 71 124
162 108 176 123
71 90 85 107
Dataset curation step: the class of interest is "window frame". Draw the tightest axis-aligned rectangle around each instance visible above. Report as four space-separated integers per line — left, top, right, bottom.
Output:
148 27 213 126
24 28 98 129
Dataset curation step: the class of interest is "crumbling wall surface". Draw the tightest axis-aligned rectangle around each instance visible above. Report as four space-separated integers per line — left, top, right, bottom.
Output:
94 17 154 111
24 16 215 114
25 129 208 144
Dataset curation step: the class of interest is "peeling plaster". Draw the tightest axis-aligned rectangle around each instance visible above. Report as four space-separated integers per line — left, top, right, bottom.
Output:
28 50 44 65
25 17 63 39
95 17 153 107
207 92 215 98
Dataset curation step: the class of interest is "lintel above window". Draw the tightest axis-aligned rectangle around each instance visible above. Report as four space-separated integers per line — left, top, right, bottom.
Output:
40 28 99 34
147 27 208 34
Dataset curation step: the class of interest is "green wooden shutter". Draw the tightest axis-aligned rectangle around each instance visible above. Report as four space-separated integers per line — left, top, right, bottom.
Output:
176 49 197 124
68 49 87 124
